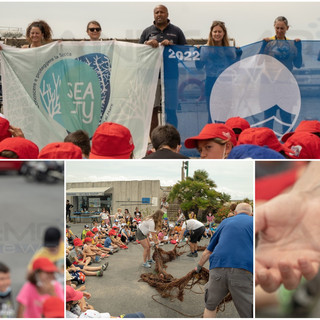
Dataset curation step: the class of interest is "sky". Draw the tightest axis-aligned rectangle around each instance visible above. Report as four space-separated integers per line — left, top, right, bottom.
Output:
66 160 254 200
1 2 320 46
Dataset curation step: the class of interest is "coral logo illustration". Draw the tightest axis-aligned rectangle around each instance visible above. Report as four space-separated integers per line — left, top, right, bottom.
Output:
210 54 301 138
39 53 111 136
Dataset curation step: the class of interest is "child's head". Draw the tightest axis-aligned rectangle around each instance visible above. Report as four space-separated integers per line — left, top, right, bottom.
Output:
0 263 11 293
29 258 57 287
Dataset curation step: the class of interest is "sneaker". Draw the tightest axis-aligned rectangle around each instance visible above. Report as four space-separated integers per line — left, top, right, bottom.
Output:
193 252 198 257
187 252 195 257
159 243 164 246
142 262 151 268
97 270 103 277
147 259 155 264
102 262 109 271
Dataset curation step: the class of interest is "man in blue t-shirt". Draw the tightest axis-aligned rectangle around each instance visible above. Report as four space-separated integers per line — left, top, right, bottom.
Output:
196 203 253 318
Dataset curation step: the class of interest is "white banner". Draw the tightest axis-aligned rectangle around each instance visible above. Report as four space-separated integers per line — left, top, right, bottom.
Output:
0 40 163 158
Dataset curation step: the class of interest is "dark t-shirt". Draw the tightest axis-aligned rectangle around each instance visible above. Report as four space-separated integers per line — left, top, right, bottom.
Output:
139 20 187 45
143 148 189 159
0 291 15 318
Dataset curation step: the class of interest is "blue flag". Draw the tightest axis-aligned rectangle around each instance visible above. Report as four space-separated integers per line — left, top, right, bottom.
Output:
162 41 320 157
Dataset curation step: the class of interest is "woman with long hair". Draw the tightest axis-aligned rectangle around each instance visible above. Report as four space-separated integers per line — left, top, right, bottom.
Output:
22 20 52 48
136 209 163 268
196 21 242 123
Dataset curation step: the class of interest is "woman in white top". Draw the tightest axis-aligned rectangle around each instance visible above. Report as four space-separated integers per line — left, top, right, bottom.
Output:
136 209 163 268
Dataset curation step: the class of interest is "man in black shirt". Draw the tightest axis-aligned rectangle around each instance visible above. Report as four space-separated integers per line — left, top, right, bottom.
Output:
139 5 186 47
139 5 187 129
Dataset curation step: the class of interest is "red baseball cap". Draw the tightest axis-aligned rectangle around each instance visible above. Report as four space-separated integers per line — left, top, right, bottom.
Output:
92 227 99 233
185 124 237 149
84 237 93 243
38 142 82 159
225 117 250 132
108 230 116 236
237 127 291 154
0 137 39 159
42 296 64 318
86 231 94 237
89 122 134 159
66 285 83 302
73 238 83 247
284 132 320 159
32 257 57 272
281 120 320 142
0 115 11 142
112 226 119 229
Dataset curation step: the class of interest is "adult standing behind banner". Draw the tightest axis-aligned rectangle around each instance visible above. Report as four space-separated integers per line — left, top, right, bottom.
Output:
195 21 242 123
86 21 102 41
195 203 253 318
21 20 53 48
259 16 302 71
139 4 187 129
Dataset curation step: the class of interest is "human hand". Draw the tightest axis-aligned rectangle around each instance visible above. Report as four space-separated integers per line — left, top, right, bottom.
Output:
294 38 301 42
160 39 173 46
8 125 25 138
83 291 91 299
144 39 159 48
255 188 320 292
195 264 202 274
263 37 271 42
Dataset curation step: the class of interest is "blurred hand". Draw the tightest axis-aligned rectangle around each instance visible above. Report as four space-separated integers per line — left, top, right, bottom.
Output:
256 188 320 292
9 125 24 138
144 39 159 48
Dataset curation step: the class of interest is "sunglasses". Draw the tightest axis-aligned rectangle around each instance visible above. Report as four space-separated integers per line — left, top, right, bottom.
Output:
89 28 101 32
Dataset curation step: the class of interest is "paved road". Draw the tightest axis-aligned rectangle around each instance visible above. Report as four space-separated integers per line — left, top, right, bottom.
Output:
69 222 240 318
0 172 64 309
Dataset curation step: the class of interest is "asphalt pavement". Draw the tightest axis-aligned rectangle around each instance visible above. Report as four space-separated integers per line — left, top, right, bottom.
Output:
69 222 240 318
0 172 64 310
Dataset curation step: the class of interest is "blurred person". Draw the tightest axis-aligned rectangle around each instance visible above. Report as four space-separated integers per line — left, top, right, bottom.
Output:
66 200 74 223
42 296 64 318
237 127 291 158
0 137 39 159
64 130 91 158
86 21 102 41
284 131 320 159
185 123 236 159
89 122 134 159
195 203 253 318
16 258 63 318
225 117 250 140
0 263 14 318
143 124 189 159
22 20 52 48
38 142 82 159
27 227 64 276
227 144 286 159
281 120 320 142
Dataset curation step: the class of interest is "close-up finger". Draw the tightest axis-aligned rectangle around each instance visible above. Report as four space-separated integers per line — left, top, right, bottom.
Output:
298 258 320 280
279 261 301 290
256 268 282 293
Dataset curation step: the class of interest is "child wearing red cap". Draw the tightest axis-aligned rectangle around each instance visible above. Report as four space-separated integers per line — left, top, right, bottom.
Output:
0 137 39 159
184 123 236 159
16 258 63 318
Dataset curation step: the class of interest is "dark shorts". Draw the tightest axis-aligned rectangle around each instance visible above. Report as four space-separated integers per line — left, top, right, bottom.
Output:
205 268 253 317
190 226 205 243
136 228 147 241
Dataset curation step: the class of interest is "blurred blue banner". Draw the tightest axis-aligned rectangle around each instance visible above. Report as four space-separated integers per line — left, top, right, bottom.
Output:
163 41 320 157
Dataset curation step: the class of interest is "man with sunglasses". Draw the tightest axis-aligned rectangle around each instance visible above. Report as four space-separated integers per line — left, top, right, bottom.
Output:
87 21 102 41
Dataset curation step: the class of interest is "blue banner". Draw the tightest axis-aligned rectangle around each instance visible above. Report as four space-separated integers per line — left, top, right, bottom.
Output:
163 41 320 157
